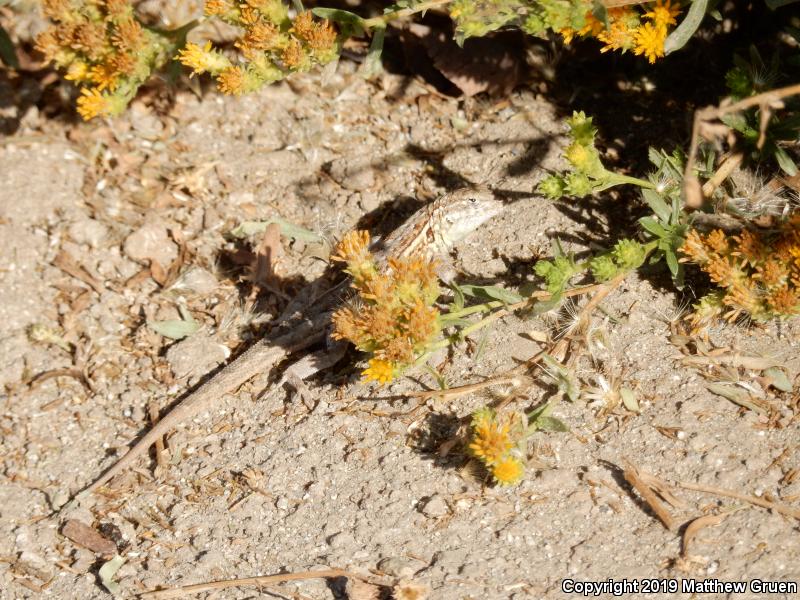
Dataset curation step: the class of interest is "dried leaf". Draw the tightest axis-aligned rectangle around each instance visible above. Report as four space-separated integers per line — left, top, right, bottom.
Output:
62 520 117 557
620 387 640 413
706 383 768 414
252 223 283 288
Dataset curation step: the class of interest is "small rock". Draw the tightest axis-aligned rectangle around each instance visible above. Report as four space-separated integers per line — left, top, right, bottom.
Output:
327 531 354 549
17 551 52 581
327 158 375 191
49 489 70 511
68 218 108 248
378 556 417 578
129 103 164 140
171 267 219 295
345 578 381 600
358 192 381 213
420 494 449 518
70 548 96 573
123 222 178 266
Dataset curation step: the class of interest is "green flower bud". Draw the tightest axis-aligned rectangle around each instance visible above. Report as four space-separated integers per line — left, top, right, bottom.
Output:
564 172 594 197
538 175 566 199
566 111 597 146
612 239 647 270
589 254 618 282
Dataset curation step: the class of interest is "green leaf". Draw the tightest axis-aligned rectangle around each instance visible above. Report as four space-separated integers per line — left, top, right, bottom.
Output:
774 146 798 176
362 25 385 77
311 7 365 35
458 284 523 304
664 0 709 54
531 292 563 316
473 327 491 362
98 555 126 596
0 24 18 69
148 319 200 340
229 217 323 243
639 216 668 238
591 0 609 28
449 283 465 312
665 248 679 276
424 365 448 390
764 367 793 392
527 402 552 423
535 415 570 432
641 189 672 223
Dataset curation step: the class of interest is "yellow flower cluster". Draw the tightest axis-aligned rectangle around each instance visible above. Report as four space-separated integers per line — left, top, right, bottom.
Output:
178 0 339 95
680 216 800 324
468 408 525 486
36 0 169 119
330 231 442 385
561 0 681 64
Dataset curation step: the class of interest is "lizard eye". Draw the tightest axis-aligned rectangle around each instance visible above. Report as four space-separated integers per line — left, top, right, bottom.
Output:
469 197 477 203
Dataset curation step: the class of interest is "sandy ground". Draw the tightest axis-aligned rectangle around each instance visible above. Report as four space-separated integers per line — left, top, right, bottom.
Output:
1 43 799 600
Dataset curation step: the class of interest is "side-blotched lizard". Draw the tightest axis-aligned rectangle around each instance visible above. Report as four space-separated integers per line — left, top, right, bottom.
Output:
65 187 504 506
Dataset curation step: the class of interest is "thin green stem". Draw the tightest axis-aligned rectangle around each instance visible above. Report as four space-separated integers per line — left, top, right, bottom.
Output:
441 300 505 321
596 171 656 191
362 0 453 29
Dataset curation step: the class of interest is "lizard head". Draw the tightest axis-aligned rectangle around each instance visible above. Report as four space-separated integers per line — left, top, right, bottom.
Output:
438 186 504 244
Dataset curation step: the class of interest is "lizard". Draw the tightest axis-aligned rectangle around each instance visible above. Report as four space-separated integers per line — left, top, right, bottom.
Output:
63 186 504 509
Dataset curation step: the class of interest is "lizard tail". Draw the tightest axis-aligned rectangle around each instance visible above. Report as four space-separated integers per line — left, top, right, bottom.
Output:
61 322 327 513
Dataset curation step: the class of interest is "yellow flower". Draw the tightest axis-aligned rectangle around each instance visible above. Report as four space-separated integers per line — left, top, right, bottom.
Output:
217 65 247 95
560 28 576 45
76 87 111 120
643 0 681 30
177 41 230 76
90 63 119 91
204 0 234 16
362 358 395 384
65 61 90 82
491 456 525 486
578 13 604 38
332 230 371 264
469 418 514 466
633 22 666 64
597 22 636 53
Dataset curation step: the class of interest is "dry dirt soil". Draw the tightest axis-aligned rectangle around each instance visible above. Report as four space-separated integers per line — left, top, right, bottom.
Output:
1 32 799 600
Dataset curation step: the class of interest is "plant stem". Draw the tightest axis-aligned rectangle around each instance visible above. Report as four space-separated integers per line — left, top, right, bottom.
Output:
604 172 656 189
362 0 453 29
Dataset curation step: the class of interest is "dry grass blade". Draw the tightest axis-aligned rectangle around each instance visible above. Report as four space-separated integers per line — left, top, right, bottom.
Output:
53 250 104 294
684 83 800 207
674 481 800 520
623 461 680 531
140 569 372 599
148 401 167 471
681 511 735 560
678 354 782 370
